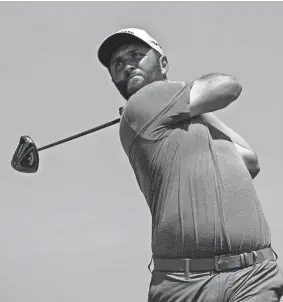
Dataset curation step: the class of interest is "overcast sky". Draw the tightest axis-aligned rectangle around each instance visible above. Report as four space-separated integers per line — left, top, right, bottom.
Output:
1 2 283 302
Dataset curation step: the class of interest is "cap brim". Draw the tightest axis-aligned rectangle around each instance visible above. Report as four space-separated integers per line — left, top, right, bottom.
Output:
98 33 148 68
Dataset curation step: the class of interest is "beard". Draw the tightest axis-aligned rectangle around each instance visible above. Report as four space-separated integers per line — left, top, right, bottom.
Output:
115 72 147 100
114 65 163 100
127 75 147 98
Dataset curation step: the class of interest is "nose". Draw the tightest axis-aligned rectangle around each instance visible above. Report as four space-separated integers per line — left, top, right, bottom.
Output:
124 64 135 76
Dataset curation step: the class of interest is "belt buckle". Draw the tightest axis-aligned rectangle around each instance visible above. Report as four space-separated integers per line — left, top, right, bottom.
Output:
214 255 229 272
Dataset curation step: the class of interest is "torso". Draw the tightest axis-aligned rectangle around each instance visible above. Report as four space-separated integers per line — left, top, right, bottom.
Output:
119 80 271 258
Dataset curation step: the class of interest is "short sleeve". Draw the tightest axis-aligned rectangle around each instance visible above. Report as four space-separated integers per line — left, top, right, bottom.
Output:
122 80 193 140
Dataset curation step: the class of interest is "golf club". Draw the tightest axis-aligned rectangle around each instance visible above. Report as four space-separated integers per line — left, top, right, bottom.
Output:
11 115 121 173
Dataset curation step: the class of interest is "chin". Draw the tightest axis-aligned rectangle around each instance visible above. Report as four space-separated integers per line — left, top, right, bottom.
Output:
127 77 146 97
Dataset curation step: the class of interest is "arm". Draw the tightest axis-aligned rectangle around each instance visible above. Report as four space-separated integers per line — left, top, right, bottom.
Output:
123 74 242 140
201 112 260 179
190 73 242 118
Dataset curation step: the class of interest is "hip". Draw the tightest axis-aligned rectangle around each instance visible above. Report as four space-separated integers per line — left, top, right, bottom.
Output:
148 255 283 302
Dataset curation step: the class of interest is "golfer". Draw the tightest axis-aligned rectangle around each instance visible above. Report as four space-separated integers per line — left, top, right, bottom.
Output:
98 28 283 301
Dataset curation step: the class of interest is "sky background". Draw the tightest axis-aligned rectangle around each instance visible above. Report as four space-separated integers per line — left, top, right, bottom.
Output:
1 2 283 301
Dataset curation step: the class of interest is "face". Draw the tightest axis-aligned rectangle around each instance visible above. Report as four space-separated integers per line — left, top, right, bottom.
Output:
109 43 168 100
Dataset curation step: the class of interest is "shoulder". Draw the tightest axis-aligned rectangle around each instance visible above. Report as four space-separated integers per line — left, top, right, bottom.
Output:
133 80 187 97
120 81 187 133
127 80 187 106
122 80 191 118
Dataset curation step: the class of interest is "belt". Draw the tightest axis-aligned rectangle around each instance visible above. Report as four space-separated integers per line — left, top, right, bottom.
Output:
152 247 276 275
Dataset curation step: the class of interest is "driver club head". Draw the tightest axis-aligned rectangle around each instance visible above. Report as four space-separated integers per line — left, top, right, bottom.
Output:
11 136 39 173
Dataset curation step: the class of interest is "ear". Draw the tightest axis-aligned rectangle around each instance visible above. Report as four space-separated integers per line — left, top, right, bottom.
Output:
159 55 169 77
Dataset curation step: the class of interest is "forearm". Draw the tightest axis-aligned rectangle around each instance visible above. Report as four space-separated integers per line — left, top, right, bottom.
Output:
190 73 242 118
201 112 260 179
234 144 260 179
201 112 252 150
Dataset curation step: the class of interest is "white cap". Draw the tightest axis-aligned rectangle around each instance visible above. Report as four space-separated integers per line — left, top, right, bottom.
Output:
98 28 164 68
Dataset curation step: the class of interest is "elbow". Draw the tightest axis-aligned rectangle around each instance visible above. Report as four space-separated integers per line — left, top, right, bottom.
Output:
218 75 242 106
226 76 242 102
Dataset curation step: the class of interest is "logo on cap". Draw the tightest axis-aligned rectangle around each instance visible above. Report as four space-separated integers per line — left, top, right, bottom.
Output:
150 40 160 47
122 30 134 35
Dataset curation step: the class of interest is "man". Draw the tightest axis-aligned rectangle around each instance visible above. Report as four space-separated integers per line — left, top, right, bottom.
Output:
98 28 283 301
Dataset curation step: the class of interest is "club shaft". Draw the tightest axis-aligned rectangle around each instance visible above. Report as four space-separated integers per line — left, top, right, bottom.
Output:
37 118 120 152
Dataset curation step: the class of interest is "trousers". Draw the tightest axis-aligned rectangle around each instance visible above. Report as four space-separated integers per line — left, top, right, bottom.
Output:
148 259 283 302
